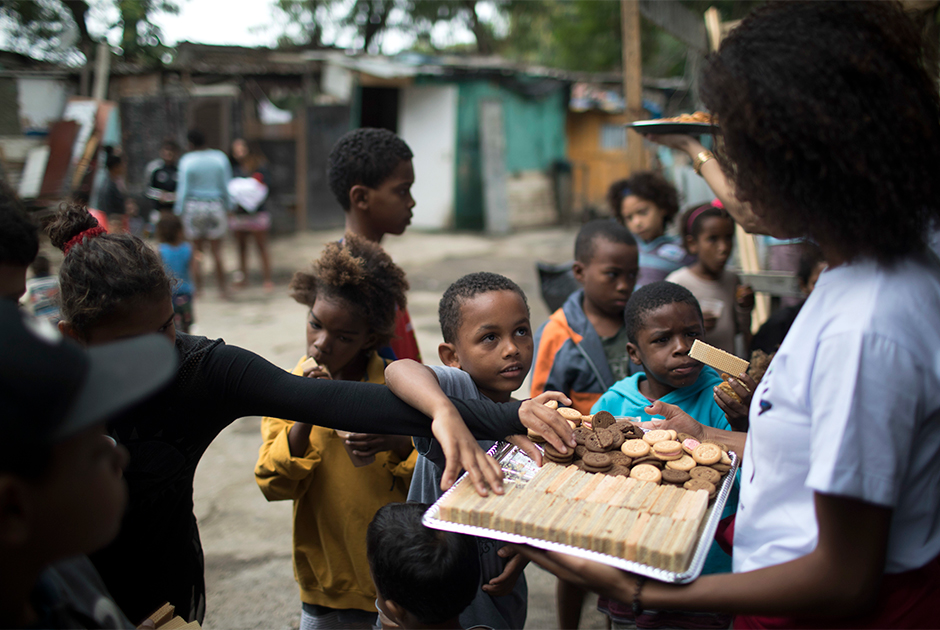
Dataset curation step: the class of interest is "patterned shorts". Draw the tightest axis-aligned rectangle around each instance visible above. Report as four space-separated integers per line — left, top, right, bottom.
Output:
182 199 227 240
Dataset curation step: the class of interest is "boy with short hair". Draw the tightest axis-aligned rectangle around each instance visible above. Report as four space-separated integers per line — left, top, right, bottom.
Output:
385 272 542 630
591 281 734 628
0 301 176 629
531 219 640 415
367 502 480 630
328 127 421 362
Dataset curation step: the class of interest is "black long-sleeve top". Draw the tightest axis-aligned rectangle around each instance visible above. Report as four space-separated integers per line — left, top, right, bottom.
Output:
90 333 522 624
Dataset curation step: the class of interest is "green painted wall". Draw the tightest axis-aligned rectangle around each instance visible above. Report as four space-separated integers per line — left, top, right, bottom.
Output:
450 79 567 230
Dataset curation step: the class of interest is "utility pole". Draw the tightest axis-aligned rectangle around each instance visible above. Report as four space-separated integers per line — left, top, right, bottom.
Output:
621 0 646 173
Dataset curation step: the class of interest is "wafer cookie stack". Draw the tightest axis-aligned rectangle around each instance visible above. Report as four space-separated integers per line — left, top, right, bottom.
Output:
688 340 749 376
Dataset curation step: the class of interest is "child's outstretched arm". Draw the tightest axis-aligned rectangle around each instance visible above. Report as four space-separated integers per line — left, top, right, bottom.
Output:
385 359 504 496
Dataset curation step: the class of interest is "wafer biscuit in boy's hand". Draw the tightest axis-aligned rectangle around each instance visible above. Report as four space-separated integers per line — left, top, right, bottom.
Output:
688 340 749 377
301 356 331 377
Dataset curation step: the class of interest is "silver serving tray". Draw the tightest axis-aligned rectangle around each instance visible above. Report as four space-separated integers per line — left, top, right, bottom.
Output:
423 438 738 584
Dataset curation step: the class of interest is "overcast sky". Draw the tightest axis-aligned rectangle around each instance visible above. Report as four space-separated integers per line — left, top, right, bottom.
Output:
151 0 483 53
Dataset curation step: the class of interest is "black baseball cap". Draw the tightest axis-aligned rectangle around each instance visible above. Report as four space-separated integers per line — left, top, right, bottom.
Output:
0 300 177 444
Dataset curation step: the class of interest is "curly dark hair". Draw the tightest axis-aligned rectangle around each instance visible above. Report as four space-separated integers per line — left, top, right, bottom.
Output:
607 171 680 225
327 128 413 211
700 1 940 264
574 219 637 263
47 204 172 338
0 181 39 266
679 202 732 254
367 503 479 626
624 281 703 344
288 233 408 348
438 272 529 344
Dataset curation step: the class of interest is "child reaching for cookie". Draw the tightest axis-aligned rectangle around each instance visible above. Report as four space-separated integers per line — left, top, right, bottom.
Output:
591 281 743 629
254 234 417 630
666 201 754 357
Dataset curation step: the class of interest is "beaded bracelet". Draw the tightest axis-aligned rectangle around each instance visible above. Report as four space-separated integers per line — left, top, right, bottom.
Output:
632 576 647 618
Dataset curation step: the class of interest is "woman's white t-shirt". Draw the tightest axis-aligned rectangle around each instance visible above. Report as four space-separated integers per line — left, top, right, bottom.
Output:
734 255 940 575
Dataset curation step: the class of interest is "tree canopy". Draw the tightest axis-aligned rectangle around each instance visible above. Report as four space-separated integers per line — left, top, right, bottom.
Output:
0 0 179 65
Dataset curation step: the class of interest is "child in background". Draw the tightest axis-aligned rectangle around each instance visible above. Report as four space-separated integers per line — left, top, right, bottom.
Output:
327 127 421 362
386 272 542 630
255 234 417 630
0 300 175 629
21 254 61 322
532 219 640 415
100 147 137 235
667 202 753 356
592 281 739 629
607 172 694 288
156 215 195 333
368 503 481 630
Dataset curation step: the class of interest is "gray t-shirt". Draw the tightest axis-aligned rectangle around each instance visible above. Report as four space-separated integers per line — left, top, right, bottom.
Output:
408 365 527 630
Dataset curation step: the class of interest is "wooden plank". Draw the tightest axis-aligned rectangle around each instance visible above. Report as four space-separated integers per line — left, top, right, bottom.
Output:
622 0 647 173
640 0 707 53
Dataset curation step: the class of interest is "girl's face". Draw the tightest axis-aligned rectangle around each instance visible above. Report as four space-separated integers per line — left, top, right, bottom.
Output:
305 295 377 379
232 139 249 161
621 195 667 243
688 216 735 276
74 293 176 347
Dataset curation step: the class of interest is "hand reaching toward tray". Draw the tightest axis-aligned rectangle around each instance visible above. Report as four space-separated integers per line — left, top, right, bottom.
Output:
433 408 505 497
644 400 748 454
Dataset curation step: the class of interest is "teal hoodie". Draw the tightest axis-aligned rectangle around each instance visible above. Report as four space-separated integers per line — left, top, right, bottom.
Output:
592 366 737 576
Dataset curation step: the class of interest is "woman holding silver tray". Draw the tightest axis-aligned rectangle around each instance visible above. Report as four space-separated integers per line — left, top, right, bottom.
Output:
514 3 940 627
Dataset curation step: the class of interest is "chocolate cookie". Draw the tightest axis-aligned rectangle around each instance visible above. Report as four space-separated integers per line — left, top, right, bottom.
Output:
608 464 631 477
595 427 617 449
631 455 664 469
543 443 574 464
662 469 691 485
584 433 606 453
610 451 633 467
592 410 616 429
582 452 612 472
573 459 588 471
573 426 592 445
574 444 589 459
609 430 625 450
689 466 721 485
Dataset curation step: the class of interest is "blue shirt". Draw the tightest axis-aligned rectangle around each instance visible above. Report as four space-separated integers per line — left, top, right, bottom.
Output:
636 233 696 288
159 242 194 296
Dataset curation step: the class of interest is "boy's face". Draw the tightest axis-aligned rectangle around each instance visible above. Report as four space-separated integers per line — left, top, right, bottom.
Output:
573 238 638 321
27 424 129 559
621 195 666 243
627 302 704 399
358 159 415 238
440 290 532 403
306 295 376 378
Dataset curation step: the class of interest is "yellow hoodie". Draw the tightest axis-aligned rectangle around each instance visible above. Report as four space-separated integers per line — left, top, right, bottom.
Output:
254 354 417 612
